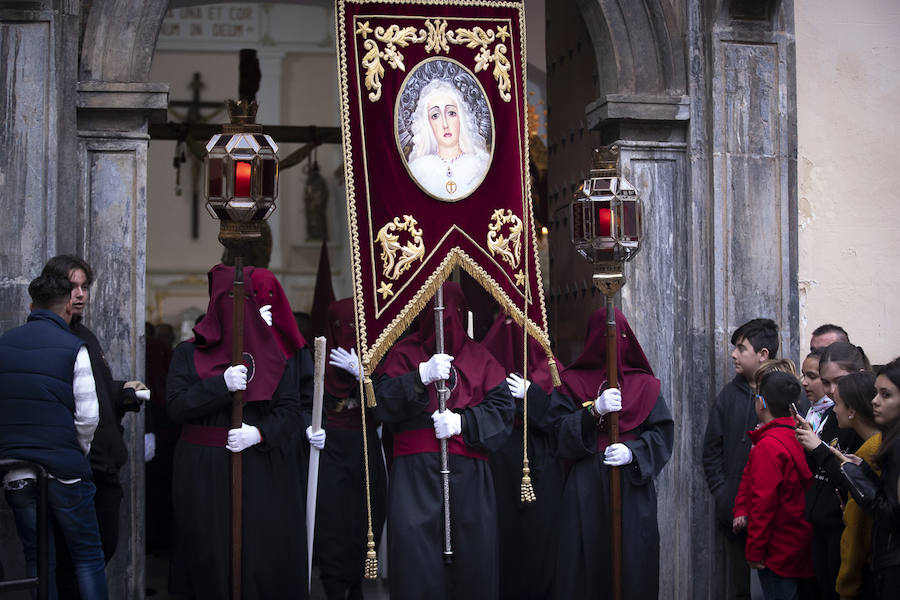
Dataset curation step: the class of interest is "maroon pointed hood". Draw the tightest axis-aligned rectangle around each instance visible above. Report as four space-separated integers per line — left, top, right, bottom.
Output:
378 282 507 412
193 264 303 402
559 306 660 435
480 311 561 394
324 297 359 398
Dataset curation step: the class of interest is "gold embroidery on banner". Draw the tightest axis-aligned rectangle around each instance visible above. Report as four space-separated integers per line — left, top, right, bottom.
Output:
377 281 394 298
487 208 523 271
355 18 512 103
359 23 426 102
447 26 512 101
423 19 450 54
375 215 426 281
337 1 551 368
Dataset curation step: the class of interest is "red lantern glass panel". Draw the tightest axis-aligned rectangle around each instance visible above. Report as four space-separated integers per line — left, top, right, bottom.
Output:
235 161 252 197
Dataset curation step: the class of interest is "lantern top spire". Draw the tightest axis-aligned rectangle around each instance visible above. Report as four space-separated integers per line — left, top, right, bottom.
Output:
224 99 262 133
570 146 644 270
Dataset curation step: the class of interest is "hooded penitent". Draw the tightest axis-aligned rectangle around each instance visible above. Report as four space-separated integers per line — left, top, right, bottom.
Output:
193 264 305 402
559 306 660 449
378 281 507 412
480 312 561 394
324 297 358 399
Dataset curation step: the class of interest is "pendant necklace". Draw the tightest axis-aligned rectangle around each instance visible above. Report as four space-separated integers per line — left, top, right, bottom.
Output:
442 151 462 195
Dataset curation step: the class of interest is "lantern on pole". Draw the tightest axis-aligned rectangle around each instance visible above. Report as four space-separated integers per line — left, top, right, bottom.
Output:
204 99 279 235
570 146 643 292
203 94 279 600
569 146 644 600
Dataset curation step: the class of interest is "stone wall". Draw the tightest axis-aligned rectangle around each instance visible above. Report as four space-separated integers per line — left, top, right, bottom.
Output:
547 1 798 598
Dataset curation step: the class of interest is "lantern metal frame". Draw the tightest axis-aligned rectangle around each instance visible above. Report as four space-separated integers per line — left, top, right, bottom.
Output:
569 147 644 295
203 100 279 243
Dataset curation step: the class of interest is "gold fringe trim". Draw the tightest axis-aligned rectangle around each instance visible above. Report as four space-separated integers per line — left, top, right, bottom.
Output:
364 375 376 408
548 357 561 387
360 250 553 374
520 462 536 504
364 530 378 580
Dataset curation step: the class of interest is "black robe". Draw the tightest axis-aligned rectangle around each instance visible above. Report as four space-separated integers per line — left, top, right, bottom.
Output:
314 389 387 595
549 392 674 600
167 342 312 600
374 370 514 600
488 384 564 600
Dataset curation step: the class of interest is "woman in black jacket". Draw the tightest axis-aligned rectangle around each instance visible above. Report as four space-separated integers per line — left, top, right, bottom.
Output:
827 357 900 600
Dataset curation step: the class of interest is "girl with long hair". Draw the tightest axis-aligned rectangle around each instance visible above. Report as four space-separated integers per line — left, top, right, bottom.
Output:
797 371 881 598
828 358 900 599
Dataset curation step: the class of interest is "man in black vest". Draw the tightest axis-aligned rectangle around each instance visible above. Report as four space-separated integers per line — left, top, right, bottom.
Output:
39 255 148 598
0 271 109 599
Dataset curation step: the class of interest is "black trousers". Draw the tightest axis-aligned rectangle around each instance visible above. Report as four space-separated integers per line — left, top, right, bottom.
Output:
55 470 123 599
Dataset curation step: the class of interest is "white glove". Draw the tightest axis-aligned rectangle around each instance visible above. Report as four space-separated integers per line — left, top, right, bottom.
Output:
432 409 462 439
329 347 362 381
593 388 622 416
506 374 529 400
135 389 151 402
306 426 326 450
603 443 633 466
259 304 272 326
226 423 262 453
419 353 454 385
143 433 156 463
224 365 248 392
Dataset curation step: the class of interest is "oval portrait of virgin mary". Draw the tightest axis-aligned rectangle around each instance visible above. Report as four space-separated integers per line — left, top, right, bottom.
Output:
395 58 494 202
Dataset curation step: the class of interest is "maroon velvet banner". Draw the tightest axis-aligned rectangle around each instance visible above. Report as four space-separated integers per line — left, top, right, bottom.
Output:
336 0 551 372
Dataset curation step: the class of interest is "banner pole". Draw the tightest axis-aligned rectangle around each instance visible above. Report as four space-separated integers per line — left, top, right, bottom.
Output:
230 255 245 600
434 284 453 564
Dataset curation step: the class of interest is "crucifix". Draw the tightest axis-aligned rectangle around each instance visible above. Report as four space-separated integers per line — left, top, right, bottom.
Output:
168 72 227 239
151 49 343 239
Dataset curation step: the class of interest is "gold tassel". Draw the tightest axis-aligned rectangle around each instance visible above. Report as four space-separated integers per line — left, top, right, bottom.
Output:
364 529 378 579
520 461 537 504
364 375 377 408
548 357 561 387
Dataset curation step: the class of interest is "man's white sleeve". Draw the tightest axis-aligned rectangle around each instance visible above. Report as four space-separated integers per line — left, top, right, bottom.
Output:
72 346 99 455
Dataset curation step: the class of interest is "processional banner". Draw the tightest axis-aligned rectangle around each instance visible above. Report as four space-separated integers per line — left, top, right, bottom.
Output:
335 0 554 378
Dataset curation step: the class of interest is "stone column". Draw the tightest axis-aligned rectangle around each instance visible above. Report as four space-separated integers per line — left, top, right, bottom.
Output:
0 0 80 576
75 81 168 600
687 1 799 597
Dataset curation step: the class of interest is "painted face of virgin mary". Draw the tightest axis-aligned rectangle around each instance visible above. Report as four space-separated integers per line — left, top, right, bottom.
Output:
426 94 461 157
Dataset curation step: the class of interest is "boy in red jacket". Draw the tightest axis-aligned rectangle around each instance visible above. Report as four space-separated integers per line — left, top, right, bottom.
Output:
733 371 815 600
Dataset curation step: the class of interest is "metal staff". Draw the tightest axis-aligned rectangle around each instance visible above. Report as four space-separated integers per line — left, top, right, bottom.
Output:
571 146 644 600
230 255 246 600
433 284 453 563
200 48 281 598
306 336 326 591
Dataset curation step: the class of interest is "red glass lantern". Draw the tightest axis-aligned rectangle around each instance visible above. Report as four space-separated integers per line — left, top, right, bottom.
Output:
570 149 642 265
204 100 279 224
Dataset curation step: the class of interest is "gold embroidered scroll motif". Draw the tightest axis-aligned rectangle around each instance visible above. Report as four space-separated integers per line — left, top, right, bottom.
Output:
356 19 512 103
375 215 426 285
487 208 523 270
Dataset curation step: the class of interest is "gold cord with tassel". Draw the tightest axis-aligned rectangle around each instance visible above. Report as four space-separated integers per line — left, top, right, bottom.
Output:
520 324 536 504
548 356 561 388
364 530 378 579
364 374 376 408
520 458 536 503
358 367 378 579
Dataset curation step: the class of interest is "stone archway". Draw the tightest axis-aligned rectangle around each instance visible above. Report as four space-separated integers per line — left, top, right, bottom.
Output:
547 1 798 598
